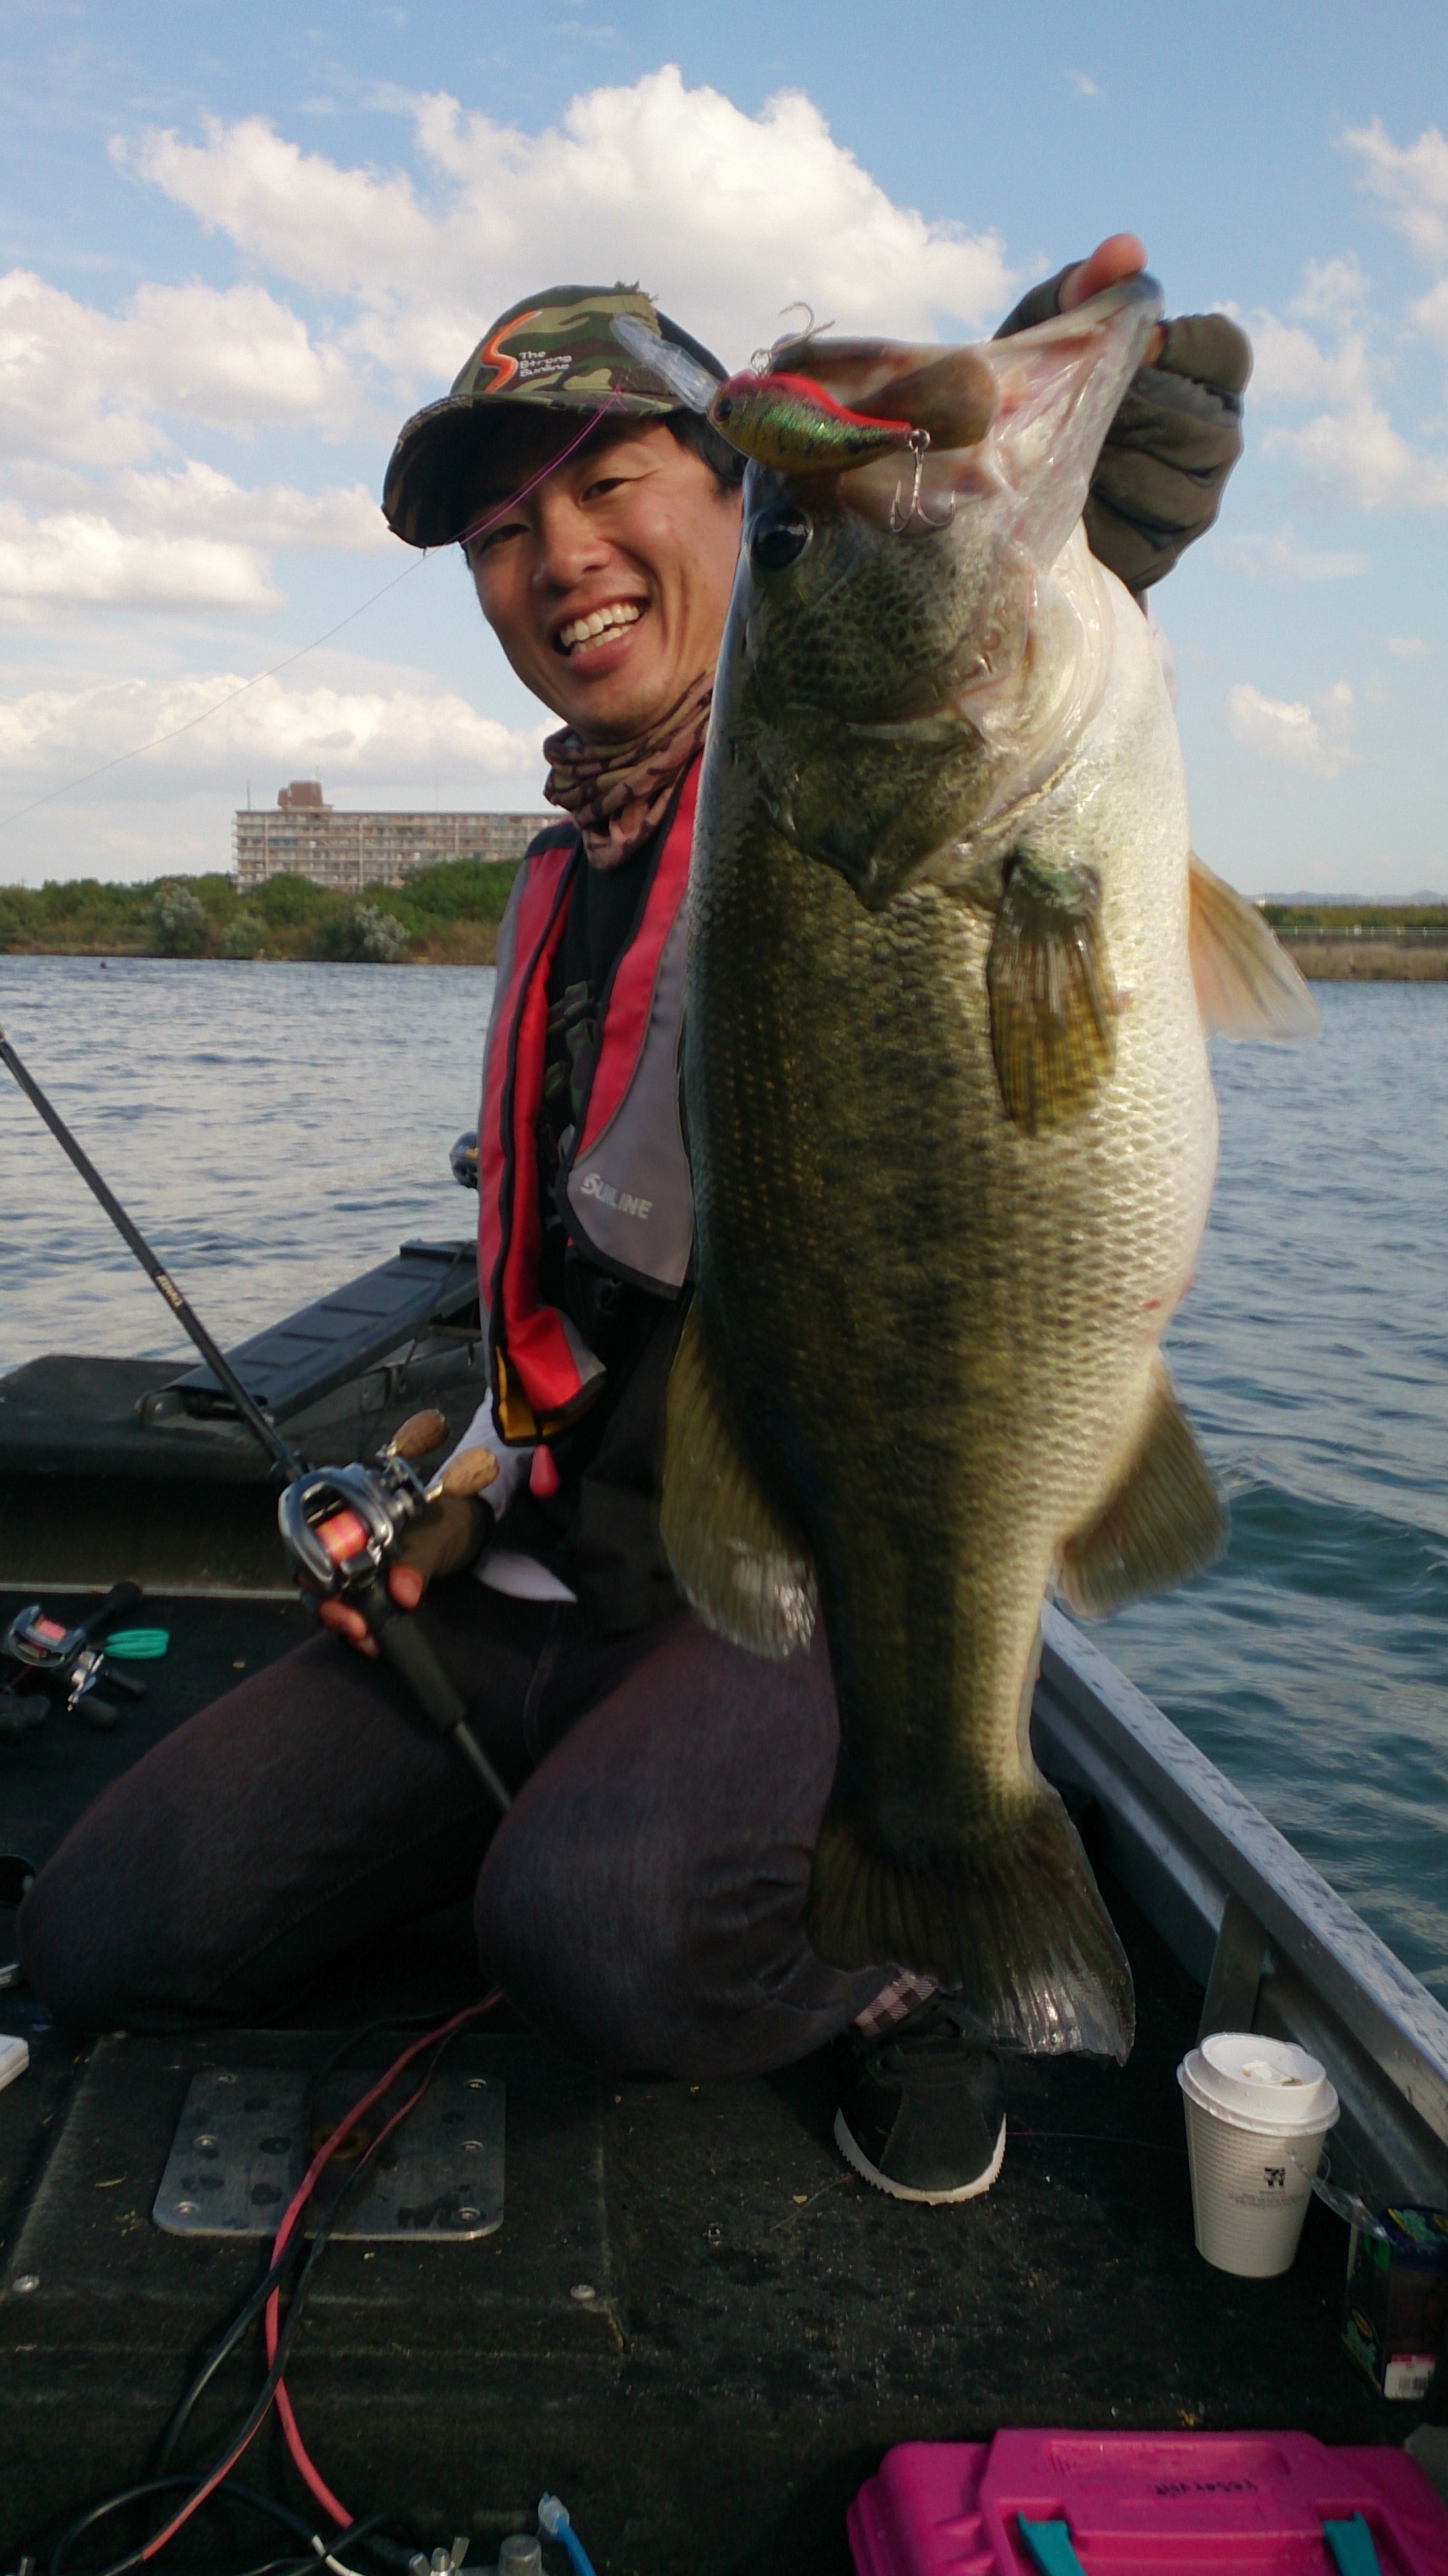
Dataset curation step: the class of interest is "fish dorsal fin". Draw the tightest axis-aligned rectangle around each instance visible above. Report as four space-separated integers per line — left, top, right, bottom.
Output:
1189 852 1321 1042
1058 1362 1227 1617
660 1302 817 1659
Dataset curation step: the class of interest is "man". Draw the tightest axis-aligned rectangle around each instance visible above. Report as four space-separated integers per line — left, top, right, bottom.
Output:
20 241 1249 2205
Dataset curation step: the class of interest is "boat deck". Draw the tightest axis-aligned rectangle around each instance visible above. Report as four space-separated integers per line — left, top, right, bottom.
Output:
0 1590 1409 2575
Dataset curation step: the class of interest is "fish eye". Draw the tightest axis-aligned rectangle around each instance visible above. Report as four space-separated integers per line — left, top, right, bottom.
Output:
749 505 811 574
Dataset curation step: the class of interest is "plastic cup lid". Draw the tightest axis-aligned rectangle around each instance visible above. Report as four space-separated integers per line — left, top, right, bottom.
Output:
1178 2031 1339 2132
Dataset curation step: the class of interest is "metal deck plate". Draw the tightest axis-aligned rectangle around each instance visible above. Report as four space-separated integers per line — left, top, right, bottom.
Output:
152 2065 504 2240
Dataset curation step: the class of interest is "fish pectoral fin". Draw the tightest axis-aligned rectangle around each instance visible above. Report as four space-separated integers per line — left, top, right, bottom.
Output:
660 1302 817 1659
807 1789 1135 2062
986 851 1115 1134
1058 1364 1227 1617
1189 852 1321 1043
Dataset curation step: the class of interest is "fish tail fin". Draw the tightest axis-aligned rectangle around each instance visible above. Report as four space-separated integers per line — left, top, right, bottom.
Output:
807 1790 1134 2062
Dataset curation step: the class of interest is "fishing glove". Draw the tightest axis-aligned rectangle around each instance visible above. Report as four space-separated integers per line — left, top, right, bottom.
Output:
995 265 1252 595
393 1491 493 1586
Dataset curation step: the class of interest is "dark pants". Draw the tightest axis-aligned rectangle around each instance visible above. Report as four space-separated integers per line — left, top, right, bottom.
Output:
18 1578 883 2079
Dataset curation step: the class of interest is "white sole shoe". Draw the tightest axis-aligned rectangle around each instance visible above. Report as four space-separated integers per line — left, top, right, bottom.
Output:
833 2105 1007 2205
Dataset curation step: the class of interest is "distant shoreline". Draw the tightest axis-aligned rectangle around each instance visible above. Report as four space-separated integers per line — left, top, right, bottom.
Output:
1275 936 1448 982
5 896 1446 980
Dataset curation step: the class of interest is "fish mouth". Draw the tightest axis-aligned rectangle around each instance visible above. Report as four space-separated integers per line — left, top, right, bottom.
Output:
551 598 648 658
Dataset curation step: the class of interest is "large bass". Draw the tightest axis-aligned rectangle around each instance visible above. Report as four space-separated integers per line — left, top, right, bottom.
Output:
652 279 1315 2059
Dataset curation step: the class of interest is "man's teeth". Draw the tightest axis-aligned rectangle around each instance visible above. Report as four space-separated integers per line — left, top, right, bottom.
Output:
558 602 643 655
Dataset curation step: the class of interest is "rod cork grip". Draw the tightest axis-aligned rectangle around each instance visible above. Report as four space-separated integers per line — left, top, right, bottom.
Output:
435 1446 499 1499
389 1409 450 1460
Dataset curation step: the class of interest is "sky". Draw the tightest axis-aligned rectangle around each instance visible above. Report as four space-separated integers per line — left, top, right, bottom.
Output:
1 0 1447 895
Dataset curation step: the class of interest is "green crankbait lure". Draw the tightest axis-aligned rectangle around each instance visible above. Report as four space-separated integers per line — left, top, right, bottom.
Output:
708 370 916 474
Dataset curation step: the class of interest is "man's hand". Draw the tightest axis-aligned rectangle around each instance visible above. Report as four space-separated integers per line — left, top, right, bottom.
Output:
1058 233 1166 365
995 231 1252 595
315 1480 496 1659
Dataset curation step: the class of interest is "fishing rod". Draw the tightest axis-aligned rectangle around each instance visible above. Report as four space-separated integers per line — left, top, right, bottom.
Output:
1 1026 510 1814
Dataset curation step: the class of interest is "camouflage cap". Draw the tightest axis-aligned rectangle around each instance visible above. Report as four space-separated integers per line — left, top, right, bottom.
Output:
382 284 727 549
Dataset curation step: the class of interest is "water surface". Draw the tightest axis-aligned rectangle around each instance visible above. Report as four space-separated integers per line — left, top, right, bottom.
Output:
3 959 1445 2004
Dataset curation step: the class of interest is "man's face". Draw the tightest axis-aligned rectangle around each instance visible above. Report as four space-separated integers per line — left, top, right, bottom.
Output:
463 419 742 744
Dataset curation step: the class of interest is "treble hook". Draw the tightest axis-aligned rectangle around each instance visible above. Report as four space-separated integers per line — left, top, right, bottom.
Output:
889 428 956 533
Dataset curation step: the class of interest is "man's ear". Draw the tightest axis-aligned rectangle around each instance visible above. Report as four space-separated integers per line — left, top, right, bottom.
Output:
974 273 1163 570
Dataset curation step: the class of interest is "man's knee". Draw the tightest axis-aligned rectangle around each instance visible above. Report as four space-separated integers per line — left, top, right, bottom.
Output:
18 1854 127 2030
474 1759 871 2081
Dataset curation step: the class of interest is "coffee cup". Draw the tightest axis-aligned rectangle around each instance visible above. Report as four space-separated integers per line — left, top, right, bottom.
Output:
1177 2032 1340 2278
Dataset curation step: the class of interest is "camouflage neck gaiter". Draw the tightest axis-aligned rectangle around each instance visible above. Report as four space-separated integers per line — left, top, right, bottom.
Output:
542 671 713 869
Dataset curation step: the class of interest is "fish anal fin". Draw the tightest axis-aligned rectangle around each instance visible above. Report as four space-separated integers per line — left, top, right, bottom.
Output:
987 850 1115 1134
1059 1363 1227 1618
807 1789 1134 2061
1189 852 1321 1042
660 1303 817 1659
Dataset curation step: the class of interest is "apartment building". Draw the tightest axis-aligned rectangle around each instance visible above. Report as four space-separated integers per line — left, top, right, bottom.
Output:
233 781 551 890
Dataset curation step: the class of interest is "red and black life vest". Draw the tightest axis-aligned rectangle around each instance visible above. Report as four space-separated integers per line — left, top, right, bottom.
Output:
477 758 698 1444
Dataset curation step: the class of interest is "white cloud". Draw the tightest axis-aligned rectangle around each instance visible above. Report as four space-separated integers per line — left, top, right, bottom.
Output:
1265 397 1448 511
0 500 280 613
0 670 546 782
1387 633 1430 658
1342 121 1448 267
1216 524 1369 582
1409 277 1448 353
1066 70 1100 98
110 462 390 551
0 269 357 466
0 467 388 616
121 67 1018 382
1225 678 1355 779
1246 311 1370 407
1290 254 1368 326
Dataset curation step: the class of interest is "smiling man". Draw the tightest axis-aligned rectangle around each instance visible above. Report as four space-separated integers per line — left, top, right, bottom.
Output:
20 256 1250 2209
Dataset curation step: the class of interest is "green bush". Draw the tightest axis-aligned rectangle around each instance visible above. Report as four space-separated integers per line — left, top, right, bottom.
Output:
249 871 322 926
149 884 210 955
315 902 412 963
217 915 263 959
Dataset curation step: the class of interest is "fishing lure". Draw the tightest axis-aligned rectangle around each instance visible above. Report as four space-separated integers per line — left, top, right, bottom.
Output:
708 371 916 474
611 312 916 476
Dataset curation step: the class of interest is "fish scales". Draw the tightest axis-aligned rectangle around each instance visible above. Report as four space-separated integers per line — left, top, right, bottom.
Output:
665 279 1314 2057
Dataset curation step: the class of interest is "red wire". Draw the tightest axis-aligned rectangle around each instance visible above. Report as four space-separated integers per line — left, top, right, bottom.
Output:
139 1998 497 2559
265 1996 500 2527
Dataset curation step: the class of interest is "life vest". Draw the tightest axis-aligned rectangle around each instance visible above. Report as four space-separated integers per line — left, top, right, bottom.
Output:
477 758 698 1444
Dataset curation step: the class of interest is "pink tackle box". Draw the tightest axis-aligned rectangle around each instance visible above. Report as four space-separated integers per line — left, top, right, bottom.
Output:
848 2430 1448 2574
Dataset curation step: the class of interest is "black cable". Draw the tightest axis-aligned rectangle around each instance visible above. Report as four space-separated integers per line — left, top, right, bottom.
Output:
125 2027 470 2576
58 2021 474 2576
49 2477 317 2576
153 2017 451 2476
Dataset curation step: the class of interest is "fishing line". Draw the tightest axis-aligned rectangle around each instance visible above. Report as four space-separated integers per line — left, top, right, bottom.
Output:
0 553 427 837
456 394 625 554
3 393 626 841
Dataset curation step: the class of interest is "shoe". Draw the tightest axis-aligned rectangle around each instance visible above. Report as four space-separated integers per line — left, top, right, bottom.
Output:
833 1992 1007 2204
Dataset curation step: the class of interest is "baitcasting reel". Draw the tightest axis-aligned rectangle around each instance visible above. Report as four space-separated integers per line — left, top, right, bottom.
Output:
277 1413 511 1811
278 1410 497 1607
0 1581 147 1741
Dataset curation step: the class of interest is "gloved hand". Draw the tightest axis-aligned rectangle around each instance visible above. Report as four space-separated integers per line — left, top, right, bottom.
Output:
392 1489 493 1586
314 1440 497 1658
995 256 1252 595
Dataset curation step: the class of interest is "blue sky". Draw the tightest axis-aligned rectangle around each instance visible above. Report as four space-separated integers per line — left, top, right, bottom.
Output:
2 0 1447 893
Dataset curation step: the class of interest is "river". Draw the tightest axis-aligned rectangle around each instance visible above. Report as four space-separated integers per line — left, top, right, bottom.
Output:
3 955 1446 2006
